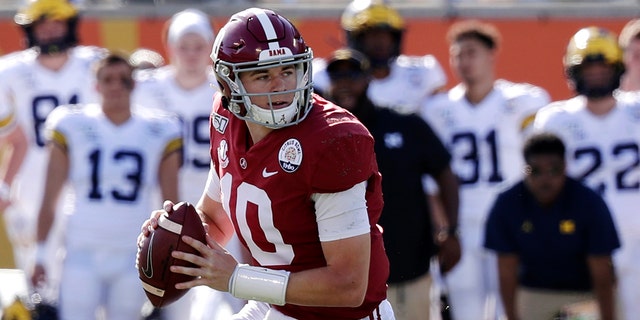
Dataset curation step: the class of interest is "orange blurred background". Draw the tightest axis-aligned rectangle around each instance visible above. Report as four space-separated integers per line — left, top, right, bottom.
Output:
0 16 633 101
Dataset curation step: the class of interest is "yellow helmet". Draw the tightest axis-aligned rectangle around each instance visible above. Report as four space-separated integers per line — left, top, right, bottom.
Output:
14 0 78 26
13 0 79 53
564 26 624 97
564 26 622 68
341 0 405 34
341 0 404 66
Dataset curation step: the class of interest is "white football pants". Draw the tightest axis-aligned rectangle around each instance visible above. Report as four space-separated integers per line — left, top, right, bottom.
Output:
231 299 395 320
59 247 146 320
441 223 505 320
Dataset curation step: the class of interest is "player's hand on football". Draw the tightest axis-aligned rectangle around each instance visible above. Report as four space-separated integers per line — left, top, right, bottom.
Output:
170 234 238 292
137 200 175 266
139 200 174 239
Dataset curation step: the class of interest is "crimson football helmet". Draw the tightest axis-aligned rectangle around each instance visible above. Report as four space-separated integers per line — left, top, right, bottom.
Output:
210 8 313 129
564 26 624 98
14 0 79 55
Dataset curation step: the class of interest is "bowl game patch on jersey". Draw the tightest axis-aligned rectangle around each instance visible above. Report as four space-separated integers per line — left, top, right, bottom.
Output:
278 138 303 173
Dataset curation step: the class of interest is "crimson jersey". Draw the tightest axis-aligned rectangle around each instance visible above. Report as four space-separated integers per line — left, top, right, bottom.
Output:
209 93 389 319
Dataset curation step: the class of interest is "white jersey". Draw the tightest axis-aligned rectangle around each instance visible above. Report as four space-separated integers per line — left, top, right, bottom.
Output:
534 93 640 320
133 67 246 320
422 79 550 226
0 46 106 216
534 94 640 238
133 66 218 204
313 54 446 113
44 104 182 250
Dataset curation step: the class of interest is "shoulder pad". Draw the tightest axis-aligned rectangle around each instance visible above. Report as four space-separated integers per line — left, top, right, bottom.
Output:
0 49 37 71
72 46 108 61
396 54 438 68
496 79 551 108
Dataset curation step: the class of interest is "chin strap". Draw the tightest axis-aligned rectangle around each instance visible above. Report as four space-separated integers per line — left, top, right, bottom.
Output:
220 96 230 109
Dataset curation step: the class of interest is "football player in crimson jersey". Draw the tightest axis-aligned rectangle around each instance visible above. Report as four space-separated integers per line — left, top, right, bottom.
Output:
421 20 550 320
140 7 394 320
32 53 182 320
0 0 106 297
534 26 640 320
133 8 247 320
313 0 446 114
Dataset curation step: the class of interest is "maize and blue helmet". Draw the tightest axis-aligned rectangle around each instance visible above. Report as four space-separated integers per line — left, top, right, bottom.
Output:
564 26 624 98
14 0 79 54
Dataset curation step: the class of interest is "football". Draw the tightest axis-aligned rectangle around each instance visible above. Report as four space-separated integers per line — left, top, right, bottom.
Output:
137 201 207 307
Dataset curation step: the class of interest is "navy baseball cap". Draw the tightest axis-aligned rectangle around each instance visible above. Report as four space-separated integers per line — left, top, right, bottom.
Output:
326 48 371 74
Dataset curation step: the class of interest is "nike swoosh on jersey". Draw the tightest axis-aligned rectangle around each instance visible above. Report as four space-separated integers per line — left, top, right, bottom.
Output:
262 168 278 178
142 232 155 278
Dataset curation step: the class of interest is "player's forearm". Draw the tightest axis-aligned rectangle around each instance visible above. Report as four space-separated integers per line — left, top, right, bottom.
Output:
36 144 68 243
202 219 233 246
285 263 369 307
500 282 518 320
596 292 615 320
196 194 234 246
222 243 369 308
284 234 370 307
36 207 56 243
498 255 520 320
593 278 615 320
500 284 518 320
589 255 616 320
36 185 65 244
158 152 180 202
435 166 459 227
2 126 28 185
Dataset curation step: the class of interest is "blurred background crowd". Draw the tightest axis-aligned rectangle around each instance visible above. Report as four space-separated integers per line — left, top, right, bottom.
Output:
2 0 639 101
1 0 640 319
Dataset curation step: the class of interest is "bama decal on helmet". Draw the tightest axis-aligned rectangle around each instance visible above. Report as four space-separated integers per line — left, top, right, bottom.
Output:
252 9 295 61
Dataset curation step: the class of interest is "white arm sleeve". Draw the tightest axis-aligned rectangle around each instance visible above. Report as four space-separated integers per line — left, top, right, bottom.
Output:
311 181 371 242
204 161 222 202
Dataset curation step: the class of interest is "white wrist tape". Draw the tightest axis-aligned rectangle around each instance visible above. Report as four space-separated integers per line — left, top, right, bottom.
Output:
35 242 47 265
228 264 290 306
